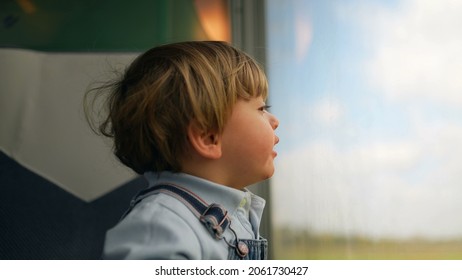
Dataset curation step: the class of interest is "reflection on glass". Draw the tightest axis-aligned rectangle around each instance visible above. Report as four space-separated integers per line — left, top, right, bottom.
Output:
267 0 462 259
194 0 231 42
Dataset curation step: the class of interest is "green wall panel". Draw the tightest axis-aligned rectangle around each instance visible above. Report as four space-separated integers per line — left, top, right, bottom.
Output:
1 0 209 52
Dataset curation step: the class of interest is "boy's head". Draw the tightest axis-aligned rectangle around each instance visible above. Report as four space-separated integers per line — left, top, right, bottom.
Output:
86 41 269 174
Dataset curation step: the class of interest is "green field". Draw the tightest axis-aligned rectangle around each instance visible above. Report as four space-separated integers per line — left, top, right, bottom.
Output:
273 228 462 260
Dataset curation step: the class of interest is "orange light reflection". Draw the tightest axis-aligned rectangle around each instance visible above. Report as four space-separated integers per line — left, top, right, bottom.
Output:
194 0 231 42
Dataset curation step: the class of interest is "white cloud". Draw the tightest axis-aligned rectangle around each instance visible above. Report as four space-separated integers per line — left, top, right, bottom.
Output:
356 142 421 170
341 0 462 106
310 96 344 126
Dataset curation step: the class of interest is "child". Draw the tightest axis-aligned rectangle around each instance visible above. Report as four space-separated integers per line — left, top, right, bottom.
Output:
85 41 279 260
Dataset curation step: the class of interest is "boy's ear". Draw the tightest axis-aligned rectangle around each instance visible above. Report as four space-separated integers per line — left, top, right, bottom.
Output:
187 121 222 159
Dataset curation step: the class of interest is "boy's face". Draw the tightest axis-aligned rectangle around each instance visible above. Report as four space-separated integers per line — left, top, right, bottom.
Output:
220 96 279 189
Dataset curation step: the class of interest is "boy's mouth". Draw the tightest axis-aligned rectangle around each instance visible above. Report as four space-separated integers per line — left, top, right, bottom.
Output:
273 135 280 157
274 135 280 145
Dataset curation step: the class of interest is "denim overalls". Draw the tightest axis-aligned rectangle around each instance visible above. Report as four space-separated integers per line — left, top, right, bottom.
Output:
122 184 268 260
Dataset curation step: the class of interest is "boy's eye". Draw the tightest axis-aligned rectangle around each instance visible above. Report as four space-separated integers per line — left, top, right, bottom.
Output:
259 105 271 112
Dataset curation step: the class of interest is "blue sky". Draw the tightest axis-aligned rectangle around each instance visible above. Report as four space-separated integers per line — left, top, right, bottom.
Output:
267 0 462 240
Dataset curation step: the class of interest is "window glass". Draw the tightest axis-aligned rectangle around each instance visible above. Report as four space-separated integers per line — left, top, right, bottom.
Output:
267 0 462 259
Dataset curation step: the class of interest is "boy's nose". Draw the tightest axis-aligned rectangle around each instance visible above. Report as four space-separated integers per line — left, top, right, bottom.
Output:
270 113 279 130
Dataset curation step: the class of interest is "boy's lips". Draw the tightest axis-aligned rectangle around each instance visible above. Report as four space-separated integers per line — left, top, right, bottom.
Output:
273 135 279 157
275 135 280 145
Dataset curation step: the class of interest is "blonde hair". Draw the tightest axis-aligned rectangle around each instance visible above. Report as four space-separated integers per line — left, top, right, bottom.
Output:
85 41 268 174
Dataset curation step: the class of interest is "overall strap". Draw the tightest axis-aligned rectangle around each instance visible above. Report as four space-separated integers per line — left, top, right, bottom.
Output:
122 184 230 239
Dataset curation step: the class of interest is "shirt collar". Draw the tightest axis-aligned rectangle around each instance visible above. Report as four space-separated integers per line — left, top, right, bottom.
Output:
144 171 263 217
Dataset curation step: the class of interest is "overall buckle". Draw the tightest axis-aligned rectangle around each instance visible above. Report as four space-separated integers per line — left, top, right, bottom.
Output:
199 203 230 239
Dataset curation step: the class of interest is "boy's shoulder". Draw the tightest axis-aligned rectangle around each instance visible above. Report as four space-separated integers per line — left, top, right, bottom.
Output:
125 191 201 228
104 192 229 259
104 193 200 259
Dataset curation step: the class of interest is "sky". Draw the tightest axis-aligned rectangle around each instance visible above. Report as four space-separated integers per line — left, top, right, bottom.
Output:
267 0 462 240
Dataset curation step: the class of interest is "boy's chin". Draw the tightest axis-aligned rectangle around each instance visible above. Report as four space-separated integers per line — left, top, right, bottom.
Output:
258 169 276 183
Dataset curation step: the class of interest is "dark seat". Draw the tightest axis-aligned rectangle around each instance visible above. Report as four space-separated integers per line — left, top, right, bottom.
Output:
0 151 146 259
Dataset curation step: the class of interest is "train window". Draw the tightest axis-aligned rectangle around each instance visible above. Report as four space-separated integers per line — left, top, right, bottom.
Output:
266 0 462 259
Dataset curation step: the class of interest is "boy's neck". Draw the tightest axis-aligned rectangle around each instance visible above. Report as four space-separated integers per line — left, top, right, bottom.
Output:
180 156 245 190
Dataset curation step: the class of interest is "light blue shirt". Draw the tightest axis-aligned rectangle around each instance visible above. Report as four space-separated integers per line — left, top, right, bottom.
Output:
103 171 266 259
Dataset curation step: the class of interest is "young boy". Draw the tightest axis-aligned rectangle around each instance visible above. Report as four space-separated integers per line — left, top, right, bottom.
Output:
85 41 279 259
